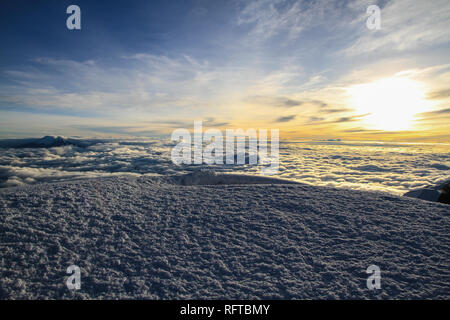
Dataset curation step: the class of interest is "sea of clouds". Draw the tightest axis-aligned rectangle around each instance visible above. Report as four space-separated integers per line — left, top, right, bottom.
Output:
0 136 449 195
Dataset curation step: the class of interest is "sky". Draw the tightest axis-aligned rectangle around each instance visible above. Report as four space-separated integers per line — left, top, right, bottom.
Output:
0 0 449 142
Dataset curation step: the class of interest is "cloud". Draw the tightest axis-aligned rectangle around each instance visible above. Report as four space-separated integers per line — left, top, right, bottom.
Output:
322 108 351 114
1 137 449 197
246 96 304 108
236 0 350 42
335 116 356 123
0 139 177 188
202 118 230 127
283 99 303 107
0 54 258 117
73 126 162 136
310 100 328 108
335 113 371 123
340 128 382 133
275 115 296 123
343 0 450 56
418 108 450 118
309 116 325 122
428 89 450 100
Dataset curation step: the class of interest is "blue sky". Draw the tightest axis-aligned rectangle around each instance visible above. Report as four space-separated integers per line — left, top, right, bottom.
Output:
1 0 449 141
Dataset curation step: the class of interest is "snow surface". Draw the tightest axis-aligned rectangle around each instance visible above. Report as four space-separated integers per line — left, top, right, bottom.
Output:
1 173 449 299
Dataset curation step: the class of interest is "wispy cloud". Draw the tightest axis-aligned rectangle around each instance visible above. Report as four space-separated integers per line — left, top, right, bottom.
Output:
275 115 296 122
343 0 450 56
418 108 450 118
236 0 354 42
428 89 450 100
0 0 449 141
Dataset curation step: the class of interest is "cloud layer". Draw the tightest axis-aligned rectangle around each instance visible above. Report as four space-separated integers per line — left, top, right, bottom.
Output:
0 137 448 195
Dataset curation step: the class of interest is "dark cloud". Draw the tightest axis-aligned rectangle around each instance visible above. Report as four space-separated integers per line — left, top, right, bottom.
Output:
419 108 450 117
275 115 296 122
335 117 354 123
300 113 367 126
247 96 337 109
282 99 303 107
341 128 417 135
246 96 303 108
308 101 352 115
310 100 328 108
341 128 378 133
203 118 230 127
322 108 351 113
427 89 450 100
369 131 417 135
333 113 369 123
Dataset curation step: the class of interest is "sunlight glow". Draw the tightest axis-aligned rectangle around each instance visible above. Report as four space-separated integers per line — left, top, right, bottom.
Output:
347 77 431 131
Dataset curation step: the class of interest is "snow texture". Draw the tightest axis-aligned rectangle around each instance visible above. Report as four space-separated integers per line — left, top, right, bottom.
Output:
1 173 449 299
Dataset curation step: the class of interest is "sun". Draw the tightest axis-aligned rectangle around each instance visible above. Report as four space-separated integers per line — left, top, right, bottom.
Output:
347 77 431 131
